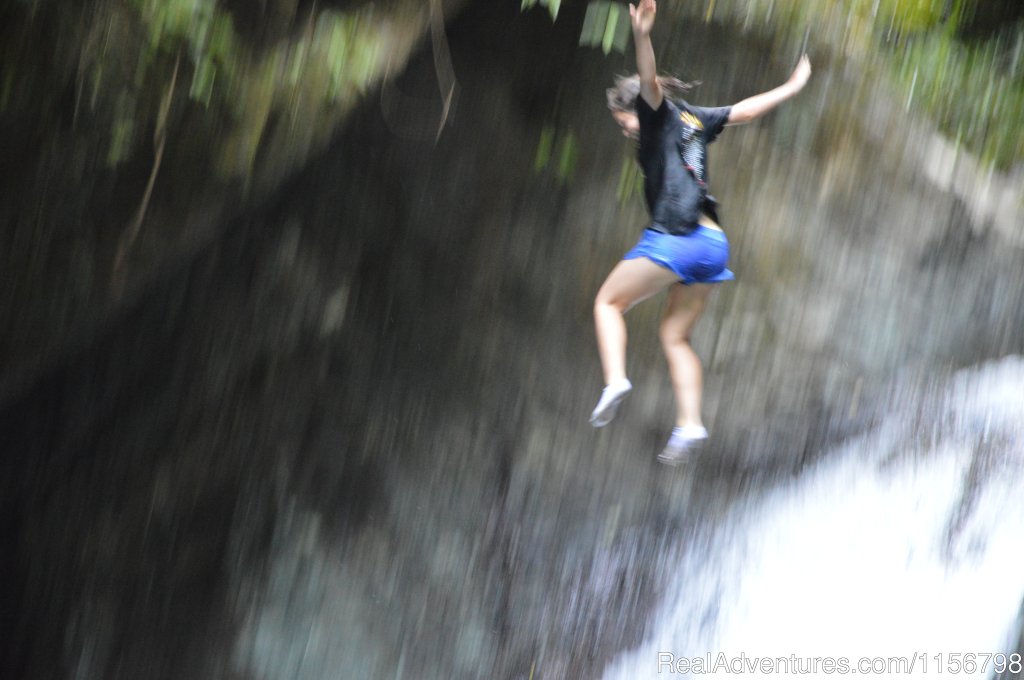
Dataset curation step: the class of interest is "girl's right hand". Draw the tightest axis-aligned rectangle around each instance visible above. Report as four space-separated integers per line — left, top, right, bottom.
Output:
630 0 656 36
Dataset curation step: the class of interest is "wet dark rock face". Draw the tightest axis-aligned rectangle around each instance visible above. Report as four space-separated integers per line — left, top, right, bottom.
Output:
1 4 685 678
0 0 469 411
4 2 1024 679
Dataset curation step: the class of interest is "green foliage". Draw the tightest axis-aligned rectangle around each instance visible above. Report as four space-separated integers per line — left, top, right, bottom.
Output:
580 1 630 55
133 0 238 102
557 129 577 181
616 153 643 206
313 11 382 101
108 109 136 166
190 54 216 105
73 0 388 177
521 0 561 21
534 125 577 182
894 21 1024 168
638 0 1020 168
849 0 951 35
535 125 555 171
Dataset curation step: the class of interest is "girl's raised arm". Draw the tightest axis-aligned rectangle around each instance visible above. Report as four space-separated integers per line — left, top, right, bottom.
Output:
631 0 663 110
727 55 812 125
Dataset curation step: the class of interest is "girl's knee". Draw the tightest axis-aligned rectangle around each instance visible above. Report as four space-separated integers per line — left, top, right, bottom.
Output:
595 291 628 314
659 322 690 346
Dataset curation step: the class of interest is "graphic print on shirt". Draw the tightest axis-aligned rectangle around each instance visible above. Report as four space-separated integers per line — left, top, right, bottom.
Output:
677 110 707 187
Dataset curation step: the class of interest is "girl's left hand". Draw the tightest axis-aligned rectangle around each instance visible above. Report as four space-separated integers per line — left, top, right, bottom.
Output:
788 55 812 91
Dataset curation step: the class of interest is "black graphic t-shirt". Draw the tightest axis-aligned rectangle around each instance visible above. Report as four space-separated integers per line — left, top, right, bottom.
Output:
636 96 731 235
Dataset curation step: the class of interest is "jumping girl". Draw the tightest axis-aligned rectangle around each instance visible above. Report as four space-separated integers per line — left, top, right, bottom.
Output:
589 0 811 464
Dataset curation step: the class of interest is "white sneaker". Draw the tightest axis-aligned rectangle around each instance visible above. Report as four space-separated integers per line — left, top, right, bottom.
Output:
657 427 708 466
589 379 632 427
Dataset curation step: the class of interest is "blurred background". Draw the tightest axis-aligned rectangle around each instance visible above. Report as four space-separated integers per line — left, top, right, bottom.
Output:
1 0 1023 677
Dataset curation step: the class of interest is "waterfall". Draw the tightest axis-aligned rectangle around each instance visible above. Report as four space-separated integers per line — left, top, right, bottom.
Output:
604 357 1024 679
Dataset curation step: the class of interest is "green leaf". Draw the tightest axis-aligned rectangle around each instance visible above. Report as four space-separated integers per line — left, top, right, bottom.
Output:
556 129 577 181
581 1 627 54
108 114 136 167
189 55 216 105
535 125 554 171
602 4 619 55
616 154 642 204
580 1 609 47
611 7 630 53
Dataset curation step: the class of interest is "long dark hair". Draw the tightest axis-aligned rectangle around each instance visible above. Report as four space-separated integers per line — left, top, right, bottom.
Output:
605 74 699 113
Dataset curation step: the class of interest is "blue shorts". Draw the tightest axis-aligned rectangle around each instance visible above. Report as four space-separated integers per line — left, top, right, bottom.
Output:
623 226 735 284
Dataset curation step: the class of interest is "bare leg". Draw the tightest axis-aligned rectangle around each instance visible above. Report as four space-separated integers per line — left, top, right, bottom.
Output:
659 282 713 428
593 258 680 384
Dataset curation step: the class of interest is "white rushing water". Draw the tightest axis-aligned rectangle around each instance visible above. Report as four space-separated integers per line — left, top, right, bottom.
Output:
604 357 1024 680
